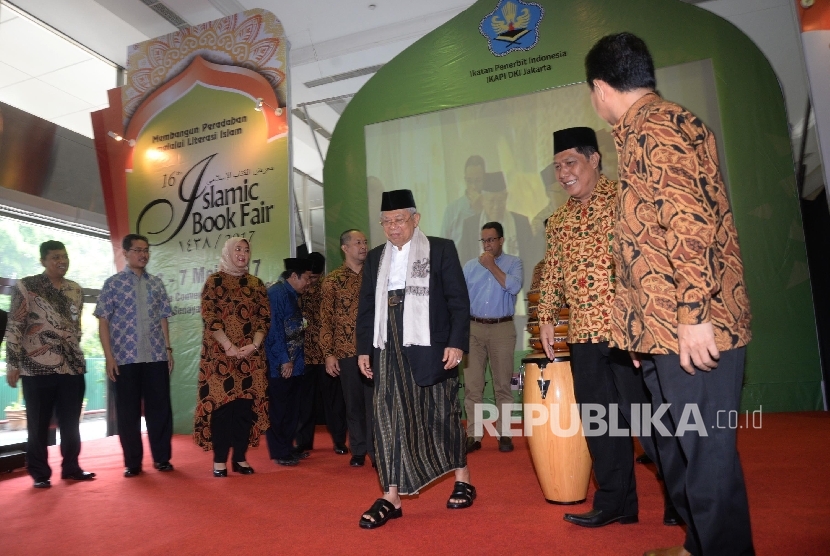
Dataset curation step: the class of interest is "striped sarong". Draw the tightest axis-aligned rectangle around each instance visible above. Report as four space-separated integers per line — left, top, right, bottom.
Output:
374 291 466 494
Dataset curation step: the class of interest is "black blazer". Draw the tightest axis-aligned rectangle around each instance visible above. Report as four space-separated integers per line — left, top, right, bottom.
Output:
356 236 470 387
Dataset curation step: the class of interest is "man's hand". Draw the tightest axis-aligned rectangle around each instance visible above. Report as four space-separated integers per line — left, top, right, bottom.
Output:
105 356 119 381
5 368 20 388
478 251 497 272
678 322 719 375
167 354 175 375
325 356 340 377
442 347 464 370
629 351 641 369
237 344 256 359
539 323 556 360
358 355 372 379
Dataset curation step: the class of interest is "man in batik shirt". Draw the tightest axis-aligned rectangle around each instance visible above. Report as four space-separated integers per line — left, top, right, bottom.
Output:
586 32 753 556
96 233 174 477
6 240 95 488
320 229 372 467
539 127 674 529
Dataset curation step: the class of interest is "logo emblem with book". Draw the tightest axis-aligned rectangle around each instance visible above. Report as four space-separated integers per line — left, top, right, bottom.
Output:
480 0 544 57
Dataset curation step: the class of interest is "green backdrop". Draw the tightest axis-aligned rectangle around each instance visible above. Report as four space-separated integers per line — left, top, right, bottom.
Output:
323 0 823 412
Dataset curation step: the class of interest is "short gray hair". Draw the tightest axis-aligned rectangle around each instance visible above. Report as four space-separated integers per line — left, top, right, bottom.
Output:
379 207 417 219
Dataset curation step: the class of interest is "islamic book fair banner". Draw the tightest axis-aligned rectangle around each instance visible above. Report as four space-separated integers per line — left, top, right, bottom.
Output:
92 9 290 433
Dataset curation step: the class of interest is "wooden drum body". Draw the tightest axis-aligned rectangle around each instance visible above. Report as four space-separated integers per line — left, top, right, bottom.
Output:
522 354 592 504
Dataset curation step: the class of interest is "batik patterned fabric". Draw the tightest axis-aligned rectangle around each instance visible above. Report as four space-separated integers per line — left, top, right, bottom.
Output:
611 92 752 354
319 264 362 360
6 274 85 376
94 268 172 365
265 279 305 377
374 300 466 495
537 175 617 343
194 272 270 450
302 279 324 365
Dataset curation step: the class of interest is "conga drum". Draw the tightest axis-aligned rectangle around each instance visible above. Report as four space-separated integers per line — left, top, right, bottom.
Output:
522 353 592 504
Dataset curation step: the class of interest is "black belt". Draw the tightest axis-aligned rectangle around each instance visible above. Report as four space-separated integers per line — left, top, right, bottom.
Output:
388 290 405 306
471 316 513 324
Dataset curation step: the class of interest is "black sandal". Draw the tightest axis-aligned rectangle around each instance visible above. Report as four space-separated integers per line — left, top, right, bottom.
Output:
447 481 477 509
359 498 403 529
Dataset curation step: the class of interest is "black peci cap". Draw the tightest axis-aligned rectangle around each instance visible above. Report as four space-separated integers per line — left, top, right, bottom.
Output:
380 189 416 211
553 126 599 155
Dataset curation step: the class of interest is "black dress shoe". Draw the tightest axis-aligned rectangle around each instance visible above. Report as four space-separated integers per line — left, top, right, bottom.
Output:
350 454 366 467
154 462 174 472
563 509 638 528
498 437 514 452
274 456 299 467
334 443 349 455
213 466 228 477
33 480 51 489
465 438 481 454
63 471 96 481
232 461 255 474
663 505 684 526
124 467 142 478
293 444 312 454
636 453 653 465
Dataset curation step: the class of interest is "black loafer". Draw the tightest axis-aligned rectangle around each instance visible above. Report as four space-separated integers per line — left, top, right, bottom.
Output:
154 462 174 472
350 454 366 467
124 467 142 477
63 471 96 481
334 443 349 455
213 467 228 477
465 438 481 454
563 509 638 528
498 437 514 452
274 456 299 467
232 462 255 474
33 480 51 489
663 505 684 526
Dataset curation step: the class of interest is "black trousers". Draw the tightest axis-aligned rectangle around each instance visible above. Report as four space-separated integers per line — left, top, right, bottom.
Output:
569 342 654 516
640 348 754 556
339 356 375 460
113 361 173 468
21 374 85 481
295 363 347 448
266 374 302 459
211 398 254 463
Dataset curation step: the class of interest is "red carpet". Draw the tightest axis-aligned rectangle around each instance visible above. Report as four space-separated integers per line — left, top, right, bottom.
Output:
1 412 828 555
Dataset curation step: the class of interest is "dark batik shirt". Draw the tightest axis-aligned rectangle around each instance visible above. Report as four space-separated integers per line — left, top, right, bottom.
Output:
611 92 751 354
319 264 363 360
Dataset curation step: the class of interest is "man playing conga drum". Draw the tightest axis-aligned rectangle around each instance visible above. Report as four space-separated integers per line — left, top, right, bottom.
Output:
539 127 676 528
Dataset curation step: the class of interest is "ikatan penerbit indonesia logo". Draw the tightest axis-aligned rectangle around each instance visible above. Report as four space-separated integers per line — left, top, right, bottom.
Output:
480 0 544 57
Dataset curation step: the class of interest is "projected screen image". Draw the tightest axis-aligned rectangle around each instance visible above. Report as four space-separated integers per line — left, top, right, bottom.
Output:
364 58 726 344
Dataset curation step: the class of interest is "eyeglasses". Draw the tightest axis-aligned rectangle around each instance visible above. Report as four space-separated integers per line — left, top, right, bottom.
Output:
379 213 414 228
479 237 502 245
128 248 150 254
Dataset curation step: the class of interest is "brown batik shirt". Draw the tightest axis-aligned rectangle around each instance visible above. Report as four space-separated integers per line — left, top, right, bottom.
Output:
538 175 616 343
611 92 752 354
6 273 86 376
302 279 325 365
319 264 363 360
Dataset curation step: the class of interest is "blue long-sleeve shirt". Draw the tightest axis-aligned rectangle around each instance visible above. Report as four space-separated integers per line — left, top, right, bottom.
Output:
265 279 304 378
463 253 523 319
